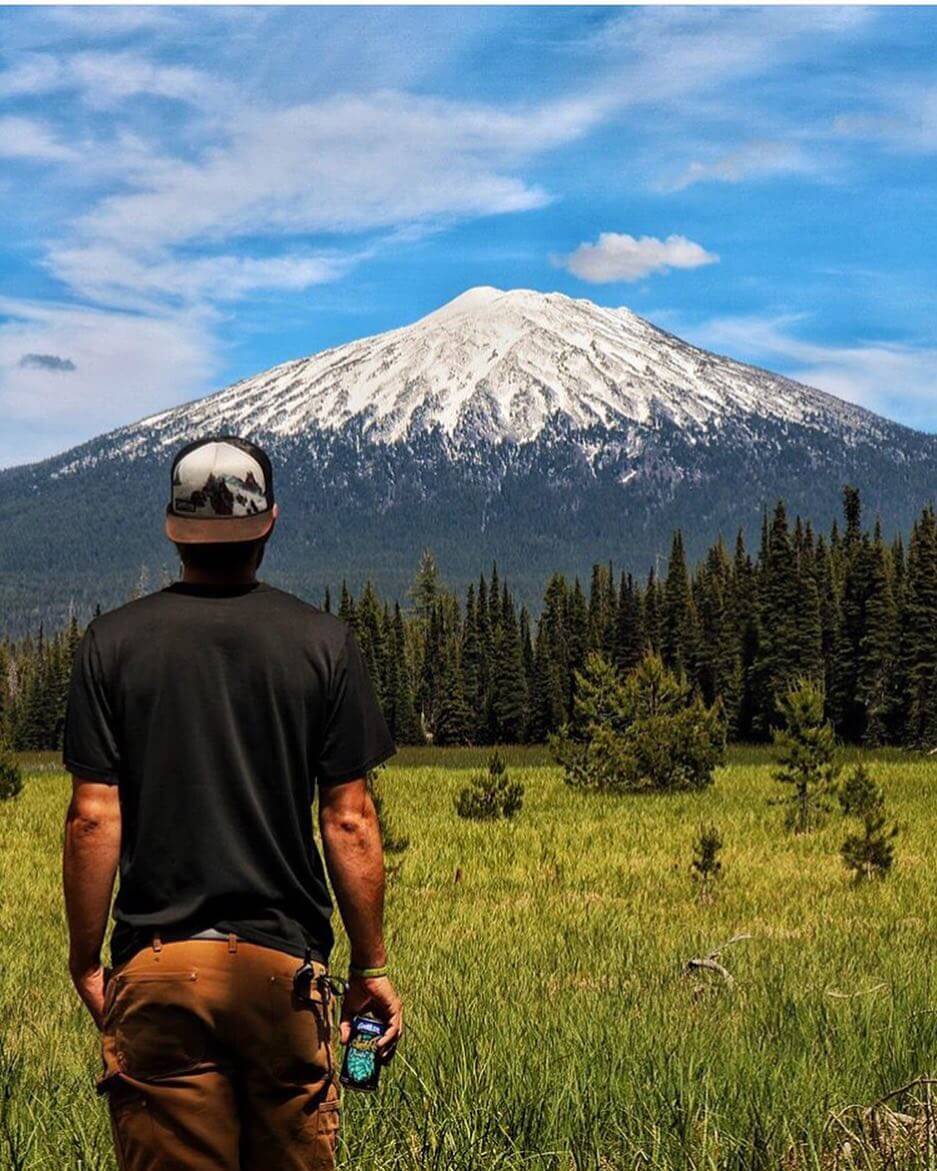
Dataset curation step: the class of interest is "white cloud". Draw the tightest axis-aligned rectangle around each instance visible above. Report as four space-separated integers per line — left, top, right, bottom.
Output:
658 140 816 192
46 245 358 310
75 92 578 255
0 298 218 434
586 7 872 111
0 115 77 162
688 313 937 433
0 51 211 107
558 232 718 283
832 84 937 153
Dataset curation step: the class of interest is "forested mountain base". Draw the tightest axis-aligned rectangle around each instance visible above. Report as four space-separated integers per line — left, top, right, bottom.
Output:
2 489 935 752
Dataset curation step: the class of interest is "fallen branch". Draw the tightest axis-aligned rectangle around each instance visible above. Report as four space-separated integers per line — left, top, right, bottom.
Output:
684 932 752 987
873 1076 937 1111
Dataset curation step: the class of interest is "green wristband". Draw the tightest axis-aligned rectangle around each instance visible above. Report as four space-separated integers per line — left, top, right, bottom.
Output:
349 964 388 979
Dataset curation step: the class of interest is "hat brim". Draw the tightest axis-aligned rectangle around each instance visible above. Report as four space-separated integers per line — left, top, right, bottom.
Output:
165 508 275 545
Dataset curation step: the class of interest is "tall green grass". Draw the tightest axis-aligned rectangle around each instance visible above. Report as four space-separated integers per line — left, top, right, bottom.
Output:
1 750 934 1169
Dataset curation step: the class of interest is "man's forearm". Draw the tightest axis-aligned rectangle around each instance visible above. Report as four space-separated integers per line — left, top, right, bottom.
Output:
63 784 121 971
319 782 387 967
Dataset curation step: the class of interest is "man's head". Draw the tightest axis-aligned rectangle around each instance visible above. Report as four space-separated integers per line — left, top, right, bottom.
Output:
165 436 278 580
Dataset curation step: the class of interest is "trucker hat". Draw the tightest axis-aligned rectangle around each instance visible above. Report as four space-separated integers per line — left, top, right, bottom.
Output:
165 435 276 544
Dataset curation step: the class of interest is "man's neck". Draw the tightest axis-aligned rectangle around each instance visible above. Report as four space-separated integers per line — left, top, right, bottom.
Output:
180 567 258 587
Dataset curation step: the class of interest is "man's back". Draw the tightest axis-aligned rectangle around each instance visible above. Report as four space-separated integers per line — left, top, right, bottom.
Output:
63 436 402 1171
64 579 394 969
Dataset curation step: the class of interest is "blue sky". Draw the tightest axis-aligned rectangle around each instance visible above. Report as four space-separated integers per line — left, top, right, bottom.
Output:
1 5 936 468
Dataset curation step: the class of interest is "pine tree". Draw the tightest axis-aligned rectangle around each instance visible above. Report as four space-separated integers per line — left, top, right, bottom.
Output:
904 506 937 746
794 519 824 686
772 679 840 833
492 586 528 742
475 574 492 743
691 824 724 899
732 531 760 740
552 652 724 794
539 574 571 721
755 502 807 734
519 605 535 719
528 618 566 743
455 750 523 820
355 582 388 707
410 549 440 625
338 580 357 631
859 524 897 745
663 532 698 679
567 578 589 693
461 583 482 737
418 603 442 733
831 487 870 741
387 603 422 745
613 572 644 676
839 765 898 881
433 637 473 746
643 568 662 655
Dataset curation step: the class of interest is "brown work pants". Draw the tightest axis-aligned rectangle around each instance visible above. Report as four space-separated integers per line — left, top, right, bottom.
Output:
95 933 341 1170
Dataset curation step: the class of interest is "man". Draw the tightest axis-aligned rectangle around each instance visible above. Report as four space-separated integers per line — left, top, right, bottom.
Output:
62 435 402 1171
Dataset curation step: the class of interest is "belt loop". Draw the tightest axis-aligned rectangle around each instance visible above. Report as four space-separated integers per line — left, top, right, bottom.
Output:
152 932 162 953
228 933 237 953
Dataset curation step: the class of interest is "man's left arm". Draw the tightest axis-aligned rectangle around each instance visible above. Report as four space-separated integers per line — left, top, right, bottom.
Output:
63 777 121 1030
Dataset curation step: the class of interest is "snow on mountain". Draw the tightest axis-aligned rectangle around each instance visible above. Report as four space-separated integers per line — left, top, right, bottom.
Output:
97 287 882 463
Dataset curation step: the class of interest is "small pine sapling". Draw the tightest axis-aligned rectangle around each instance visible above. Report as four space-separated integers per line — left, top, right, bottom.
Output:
771 679 840 833
455 750 524 821
839 765 898 881
691 824 724 900
0 739 23 802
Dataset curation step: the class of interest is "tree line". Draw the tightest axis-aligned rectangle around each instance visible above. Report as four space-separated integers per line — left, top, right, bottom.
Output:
1 488 935 752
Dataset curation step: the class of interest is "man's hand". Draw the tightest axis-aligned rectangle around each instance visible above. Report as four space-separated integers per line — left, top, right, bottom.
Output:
340 974 403 1061
69 959 110 1032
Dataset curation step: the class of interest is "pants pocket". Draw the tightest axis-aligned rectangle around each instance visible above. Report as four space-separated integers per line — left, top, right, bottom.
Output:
267 973 332 1087
316 1084 341 1141
110 968 207 1080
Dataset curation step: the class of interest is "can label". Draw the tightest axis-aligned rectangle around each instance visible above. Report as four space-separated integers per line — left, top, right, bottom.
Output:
341 1015 385 1091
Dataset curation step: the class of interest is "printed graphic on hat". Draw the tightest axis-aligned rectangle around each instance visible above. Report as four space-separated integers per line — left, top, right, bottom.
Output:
172 441 268 518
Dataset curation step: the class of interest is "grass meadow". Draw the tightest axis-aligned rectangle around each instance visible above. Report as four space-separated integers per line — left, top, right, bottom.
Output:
1 748 935 1170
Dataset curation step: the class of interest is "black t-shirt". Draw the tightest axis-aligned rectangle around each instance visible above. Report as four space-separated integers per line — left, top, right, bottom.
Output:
63 580 395 969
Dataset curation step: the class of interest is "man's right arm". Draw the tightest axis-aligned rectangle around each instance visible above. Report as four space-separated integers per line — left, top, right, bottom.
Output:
318 777 403 1059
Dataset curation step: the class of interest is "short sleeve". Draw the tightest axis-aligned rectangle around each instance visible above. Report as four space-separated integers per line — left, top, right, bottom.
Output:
62 625 120 784
316 627 396 784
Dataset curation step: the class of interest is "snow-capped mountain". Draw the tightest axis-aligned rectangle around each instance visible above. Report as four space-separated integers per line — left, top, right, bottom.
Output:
67 286 882 469
1 287 934 632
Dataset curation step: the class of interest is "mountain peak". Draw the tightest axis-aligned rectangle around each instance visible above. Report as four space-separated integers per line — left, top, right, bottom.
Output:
118 285 878 454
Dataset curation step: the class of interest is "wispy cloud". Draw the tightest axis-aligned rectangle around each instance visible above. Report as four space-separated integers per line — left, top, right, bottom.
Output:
0 115 77 162
0 51 212 107
657 140 817 192
558 233 718 283
832 83 937 153
46 245 360 311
